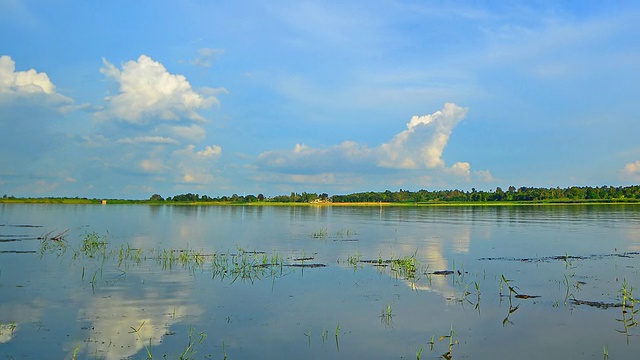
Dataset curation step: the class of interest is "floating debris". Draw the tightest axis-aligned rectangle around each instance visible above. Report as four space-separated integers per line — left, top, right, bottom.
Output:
288 263 327 268
293 257 315 261
570 299 622 309
515 294 540 299
479 252 640 262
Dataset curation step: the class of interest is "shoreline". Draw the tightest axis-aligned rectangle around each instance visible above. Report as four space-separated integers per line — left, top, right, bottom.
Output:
1 198 639 206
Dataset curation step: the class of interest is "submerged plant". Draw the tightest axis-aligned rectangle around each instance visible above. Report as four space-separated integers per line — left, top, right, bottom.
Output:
347 251 361 269
311 228 328 238
438 324 458 360
128 321 153 359
38 229 69 257
80 231 108 259
390 251 420 280
380 304 393 327
500 275 520 326
616 279 639 342
179 326 207 360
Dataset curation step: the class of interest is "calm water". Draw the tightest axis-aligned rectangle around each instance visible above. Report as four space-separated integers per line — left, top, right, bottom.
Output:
1 203 640 359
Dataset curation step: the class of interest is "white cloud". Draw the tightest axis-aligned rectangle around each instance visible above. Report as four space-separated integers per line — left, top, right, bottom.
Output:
446 162 471 179
197 145 222 158
255 103 480 189
378 103 469 169
621 160 640 181
98 55 223 123
0 55 72 106
259 103 471 174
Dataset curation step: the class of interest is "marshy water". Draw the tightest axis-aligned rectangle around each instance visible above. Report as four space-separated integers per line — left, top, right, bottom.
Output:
1 203 640 359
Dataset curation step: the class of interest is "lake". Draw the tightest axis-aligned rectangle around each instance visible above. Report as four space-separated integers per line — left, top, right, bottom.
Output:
1 203 640 359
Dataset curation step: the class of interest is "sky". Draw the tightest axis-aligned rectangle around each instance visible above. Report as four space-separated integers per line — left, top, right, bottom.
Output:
1 0 640 199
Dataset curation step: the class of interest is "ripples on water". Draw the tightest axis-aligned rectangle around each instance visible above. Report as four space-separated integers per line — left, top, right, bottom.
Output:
1 203 639 359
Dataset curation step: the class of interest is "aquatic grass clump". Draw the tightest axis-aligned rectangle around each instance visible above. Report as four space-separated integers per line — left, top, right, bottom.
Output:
38 229 69 257
210 248 289 283
310 228 359 240
390 253 420 280
79 231 108 259
616 279 639 341
311 228 329 239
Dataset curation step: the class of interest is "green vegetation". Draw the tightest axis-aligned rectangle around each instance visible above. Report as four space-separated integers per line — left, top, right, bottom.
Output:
3 184 640 205
616 279 639 342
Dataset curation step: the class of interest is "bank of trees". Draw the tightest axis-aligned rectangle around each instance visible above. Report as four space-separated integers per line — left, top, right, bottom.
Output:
330 185 640 203
155 185 640 204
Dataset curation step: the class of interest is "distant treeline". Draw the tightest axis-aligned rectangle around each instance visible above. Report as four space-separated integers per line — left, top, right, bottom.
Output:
154 185 640 204
3 185 640 204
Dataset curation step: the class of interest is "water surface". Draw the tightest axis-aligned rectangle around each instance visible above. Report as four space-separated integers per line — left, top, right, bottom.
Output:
1 204 639 359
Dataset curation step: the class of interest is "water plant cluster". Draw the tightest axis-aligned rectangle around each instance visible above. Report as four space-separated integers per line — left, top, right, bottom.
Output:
11 228 637 359
40 231 316 289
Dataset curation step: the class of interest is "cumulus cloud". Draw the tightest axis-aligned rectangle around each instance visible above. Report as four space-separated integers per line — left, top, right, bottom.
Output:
378 103 469 169
0 55 54 94
197 145 222 158
254 103 485 188
0 55 72 105
446 162 471 179
98 55 224 123
257 103 474 176
621 160 640 181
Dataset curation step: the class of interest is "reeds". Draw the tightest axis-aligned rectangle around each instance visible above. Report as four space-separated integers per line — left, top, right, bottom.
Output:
616 279 639 342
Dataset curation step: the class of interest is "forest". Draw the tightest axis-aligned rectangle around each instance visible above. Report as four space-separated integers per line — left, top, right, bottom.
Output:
157 185 640 204
3 185 640 204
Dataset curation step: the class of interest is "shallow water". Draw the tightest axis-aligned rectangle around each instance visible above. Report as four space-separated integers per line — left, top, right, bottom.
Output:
1 203 639 359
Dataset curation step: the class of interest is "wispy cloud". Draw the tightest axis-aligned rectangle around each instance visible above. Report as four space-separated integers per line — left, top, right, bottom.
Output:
117 136 179 145
190 48 224 68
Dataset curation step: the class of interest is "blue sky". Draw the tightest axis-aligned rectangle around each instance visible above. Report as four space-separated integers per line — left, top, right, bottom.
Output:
1 1 639 199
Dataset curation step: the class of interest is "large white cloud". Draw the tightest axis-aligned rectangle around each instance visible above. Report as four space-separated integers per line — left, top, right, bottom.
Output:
378 103 469 169
256 103 483 180
253 103 495 190
0 55 54 94
0 55 72 106
98 55 224 123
